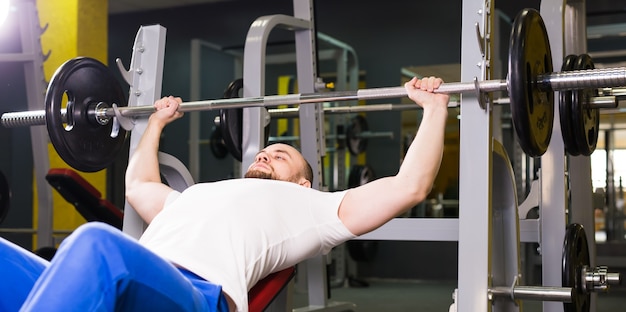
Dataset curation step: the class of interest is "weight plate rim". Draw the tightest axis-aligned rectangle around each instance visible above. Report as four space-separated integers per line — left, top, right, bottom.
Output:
209 126 229 159
562 223 591 312
219 108 243 162
219 78 245 162
348 164 374 188
570 54 599 156
559 54 581 156
508 8 554 157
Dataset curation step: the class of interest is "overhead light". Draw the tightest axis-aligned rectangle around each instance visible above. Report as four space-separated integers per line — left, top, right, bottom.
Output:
0 0 9 27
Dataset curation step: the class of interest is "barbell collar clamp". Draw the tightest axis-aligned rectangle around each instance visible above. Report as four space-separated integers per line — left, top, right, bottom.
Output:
489 286 573 303
473 77 488 110
111 103 135 131
583 265 622 292
94 102 111 126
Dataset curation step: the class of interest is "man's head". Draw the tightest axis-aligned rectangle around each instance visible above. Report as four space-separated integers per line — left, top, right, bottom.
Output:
244 143 313 188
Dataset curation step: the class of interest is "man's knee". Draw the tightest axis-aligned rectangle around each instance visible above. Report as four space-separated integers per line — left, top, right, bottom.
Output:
60 222 126 252
73 222 120 236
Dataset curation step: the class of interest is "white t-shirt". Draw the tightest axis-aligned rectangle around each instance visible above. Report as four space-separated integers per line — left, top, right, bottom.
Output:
139 178 356 312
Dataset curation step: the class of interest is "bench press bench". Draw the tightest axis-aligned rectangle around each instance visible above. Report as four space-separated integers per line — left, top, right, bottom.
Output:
46 166 295 311
45 168 123 229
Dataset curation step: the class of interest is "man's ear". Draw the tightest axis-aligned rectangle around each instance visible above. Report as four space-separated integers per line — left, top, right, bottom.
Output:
299 178 312 188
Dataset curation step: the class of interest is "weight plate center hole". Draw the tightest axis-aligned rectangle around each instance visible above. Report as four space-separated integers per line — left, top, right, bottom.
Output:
63 90 74 131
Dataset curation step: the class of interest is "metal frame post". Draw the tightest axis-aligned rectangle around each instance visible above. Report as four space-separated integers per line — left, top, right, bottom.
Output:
120 25 167 239
290 1 330 308
563 1 597 310
14 2 54 248
563 0 596 265
457 0 493 311
539 2 569 311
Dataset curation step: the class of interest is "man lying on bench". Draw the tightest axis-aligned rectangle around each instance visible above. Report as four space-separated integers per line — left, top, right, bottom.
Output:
44 168 296 311
0 77 449 311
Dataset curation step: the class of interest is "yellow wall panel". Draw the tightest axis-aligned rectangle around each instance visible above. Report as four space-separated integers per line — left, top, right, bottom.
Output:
34 0 108 247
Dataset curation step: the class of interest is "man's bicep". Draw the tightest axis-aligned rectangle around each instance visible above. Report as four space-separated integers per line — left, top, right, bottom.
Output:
338 178 410 236
126 181 175 224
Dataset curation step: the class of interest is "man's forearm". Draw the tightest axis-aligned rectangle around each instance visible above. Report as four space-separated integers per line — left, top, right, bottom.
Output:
125 117 166 187
397 105 448 196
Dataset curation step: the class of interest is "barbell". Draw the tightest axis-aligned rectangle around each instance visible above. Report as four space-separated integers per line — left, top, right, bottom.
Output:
1 8 625 171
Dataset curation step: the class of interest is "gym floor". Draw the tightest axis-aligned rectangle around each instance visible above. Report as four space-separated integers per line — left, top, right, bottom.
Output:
293 279 626 311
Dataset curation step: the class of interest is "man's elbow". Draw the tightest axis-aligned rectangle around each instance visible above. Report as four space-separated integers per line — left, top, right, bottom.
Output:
124 181 141 207
411 184 433 206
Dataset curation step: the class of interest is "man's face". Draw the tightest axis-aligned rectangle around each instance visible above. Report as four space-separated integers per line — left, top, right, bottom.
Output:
244 143 310 187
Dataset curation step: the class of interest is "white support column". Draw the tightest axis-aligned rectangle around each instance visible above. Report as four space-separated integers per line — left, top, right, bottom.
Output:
188 39 202 182
291 1 331 309
539 1 568 312
121 25 167 239
457 0 493 311
564 1 597 310
563 0 596 267
16 2 54 248
241 14 310 173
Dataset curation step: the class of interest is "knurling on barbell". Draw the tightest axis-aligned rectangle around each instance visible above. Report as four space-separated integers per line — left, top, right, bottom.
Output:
1 8 625 171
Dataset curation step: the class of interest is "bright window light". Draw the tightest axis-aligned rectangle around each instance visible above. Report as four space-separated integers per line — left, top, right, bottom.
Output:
0 0 9 27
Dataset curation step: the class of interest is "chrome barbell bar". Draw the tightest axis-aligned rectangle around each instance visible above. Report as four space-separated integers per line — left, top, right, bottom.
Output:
2 67 625 128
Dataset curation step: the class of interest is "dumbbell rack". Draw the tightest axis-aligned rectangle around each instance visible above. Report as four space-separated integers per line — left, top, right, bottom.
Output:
0 2 54 248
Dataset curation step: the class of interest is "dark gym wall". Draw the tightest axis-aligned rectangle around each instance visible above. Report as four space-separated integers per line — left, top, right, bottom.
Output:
108 0 463 182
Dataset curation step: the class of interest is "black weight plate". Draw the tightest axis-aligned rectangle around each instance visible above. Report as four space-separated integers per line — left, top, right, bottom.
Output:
209 126 229 159
45 57 127 172
0 171 10 225
346 115 369 156
223 78 244 99
559 55 581 156
219 79 244 162
347 164 375 188
218 79 271 162
571 54 599 156
508 8 554 157
562 223 590 312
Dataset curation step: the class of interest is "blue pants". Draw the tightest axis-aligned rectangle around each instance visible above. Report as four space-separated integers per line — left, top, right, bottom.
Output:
0 222 229 311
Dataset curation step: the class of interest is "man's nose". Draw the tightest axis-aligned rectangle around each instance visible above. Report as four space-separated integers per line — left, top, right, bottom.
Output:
256 153 269 162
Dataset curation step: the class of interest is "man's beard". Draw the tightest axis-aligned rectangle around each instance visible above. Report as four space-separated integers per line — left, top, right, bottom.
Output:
244 169 276 180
